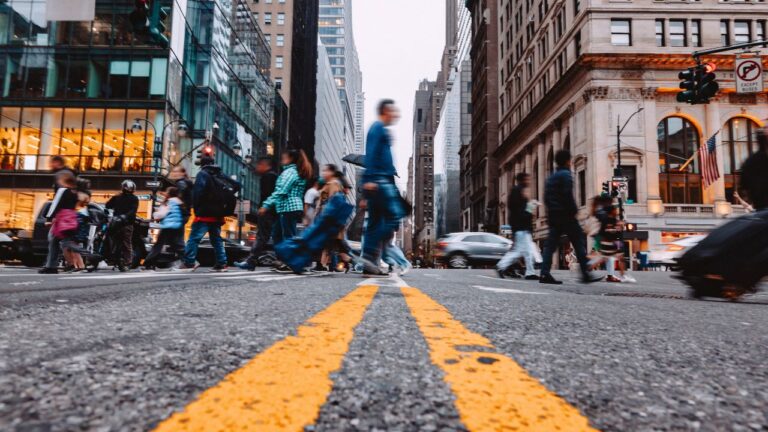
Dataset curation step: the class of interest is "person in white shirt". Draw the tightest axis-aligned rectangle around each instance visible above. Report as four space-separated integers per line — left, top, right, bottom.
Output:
303 179 321 226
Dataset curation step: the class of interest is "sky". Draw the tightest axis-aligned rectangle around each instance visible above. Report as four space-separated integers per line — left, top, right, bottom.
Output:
353 0 446 186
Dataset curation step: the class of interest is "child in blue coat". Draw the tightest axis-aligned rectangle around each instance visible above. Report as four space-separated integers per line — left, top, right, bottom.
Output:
143 187 185 270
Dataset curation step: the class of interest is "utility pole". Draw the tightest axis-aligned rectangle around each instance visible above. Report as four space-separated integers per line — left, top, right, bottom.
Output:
615 106 644 220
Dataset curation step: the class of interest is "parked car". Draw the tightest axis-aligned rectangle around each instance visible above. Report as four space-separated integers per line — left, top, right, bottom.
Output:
434 232 513 269
648 235 706 266
0 232 15 261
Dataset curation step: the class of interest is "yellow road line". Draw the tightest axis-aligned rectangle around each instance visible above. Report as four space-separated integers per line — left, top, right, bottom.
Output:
153 285 379 432
402 287 597 432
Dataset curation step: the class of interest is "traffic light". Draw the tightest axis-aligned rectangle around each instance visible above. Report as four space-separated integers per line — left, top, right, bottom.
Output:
676 63 718 104
676 67 697 104
129 0 149 34
697 63 719 103
149 1 170 48
195 143 214 166
601 181 610 196
611 181 620 198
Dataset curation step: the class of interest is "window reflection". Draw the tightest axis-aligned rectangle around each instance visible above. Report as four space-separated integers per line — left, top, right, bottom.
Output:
658 116 702 204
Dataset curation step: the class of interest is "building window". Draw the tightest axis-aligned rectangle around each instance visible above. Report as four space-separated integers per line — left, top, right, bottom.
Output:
721 20 730 46
277 13 285 25
655 19 665 47
275 78 283 90
574 0 580 15
264 13 272 25
265 34 271 45
657 116 702 204
722 117 761 202
757 20 766 42
734 20 751 43
691 20 701 47
276 34 284 46
276 56 284 69
669 19 686 47
611 19 631 46
574 30 582 57
578 169 586 207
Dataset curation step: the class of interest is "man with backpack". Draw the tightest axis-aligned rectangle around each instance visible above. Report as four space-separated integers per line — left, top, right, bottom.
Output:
179 153 240 272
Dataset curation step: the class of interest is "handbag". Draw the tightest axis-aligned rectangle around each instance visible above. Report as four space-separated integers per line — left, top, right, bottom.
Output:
51 209 79 239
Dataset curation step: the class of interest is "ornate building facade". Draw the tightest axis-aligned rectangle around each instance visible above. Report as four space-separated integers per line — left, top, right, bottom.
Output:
495 0 767 253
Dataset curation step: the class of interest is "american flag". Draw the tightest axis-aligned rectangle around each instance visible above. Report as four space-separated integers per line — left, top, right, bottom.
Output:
700 132 720 188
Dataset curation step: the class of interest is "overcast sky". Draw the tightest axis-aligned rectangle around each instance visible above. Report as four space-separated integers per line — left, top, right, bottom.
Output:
353 0 446 186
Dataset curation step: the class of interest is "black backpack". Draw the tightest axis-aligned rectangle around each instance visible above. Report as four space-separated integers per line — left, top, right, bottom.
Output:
206 169 241 217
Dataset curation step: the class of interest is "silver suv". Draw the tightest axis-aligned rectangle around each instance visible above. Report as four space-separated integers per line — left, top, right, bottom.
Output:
434 232 512 269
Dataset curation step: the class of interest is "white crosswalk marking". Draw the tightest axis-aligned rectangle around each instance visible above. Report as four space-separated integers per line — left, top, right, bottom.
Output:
472 285 549 295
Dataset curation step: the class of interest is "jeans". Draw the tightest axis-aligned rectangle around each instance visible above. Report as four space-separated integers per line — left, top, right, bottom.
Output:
45 229 62 269
541 217 590 277
382 242 409 268
497 231 536 276
114 225 134 267
246 211 275 266
184 222 227 266
362 178 405 263
273 211 302 246
145 228 185 267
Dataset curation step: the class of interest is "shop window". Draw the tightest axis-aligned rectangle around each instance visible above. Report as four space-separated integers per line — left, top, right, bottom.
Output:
722 117 761 202
657 116 702 204
0 107 22 171
124 109 153 173
58 108 85 169
81 109 106 172
18 107 43 170
103 109 127 172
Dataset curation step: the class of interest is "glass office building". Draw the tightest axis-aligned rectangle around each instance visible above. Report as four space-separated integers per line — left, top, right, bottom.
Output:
0 0 274 238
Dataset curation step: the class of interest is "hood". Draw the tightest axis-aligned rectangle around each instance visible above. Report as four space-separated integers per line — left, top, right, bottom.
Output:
168 197 184 205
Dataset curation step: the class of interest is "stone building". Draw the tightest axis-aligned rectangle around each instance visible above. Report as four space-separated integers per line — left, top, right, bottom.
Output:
495 0 767 254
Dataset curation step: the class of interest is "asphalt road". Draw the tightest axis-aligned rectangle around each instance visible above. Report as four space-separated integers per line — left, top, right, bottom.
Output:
1 265 767 431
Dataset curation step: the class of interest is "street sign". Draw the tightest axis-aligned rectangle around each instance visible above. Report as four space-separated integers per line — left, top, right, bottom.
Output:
146 180 162 189
735 56 764 94
237 200 252 214
612 176 628 182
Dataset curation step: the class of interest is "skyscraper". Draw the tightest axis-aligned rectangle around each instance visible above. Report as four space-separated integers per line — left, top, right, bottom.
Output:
318 0 364 154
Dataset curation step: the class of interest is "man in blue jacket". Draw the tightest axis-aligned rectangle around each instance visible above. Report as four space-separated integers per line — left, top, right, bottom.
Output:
360 99 405 276
540 150 601 284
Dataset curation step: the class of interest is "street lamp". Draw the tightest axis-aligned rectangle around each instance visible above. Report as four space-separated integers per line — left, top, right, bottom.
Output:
131 118 189 212
615 106 644 219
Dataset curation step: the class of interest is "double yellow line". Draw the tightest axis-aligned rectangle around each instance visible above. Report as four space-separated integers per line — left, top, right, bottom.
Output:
154 284 596 431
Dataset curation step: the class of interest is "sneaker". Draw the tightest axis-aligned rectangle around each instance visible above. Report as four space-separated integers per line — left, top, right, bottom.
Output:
582 273 604 284
117 266 128 273
177 262 200 271
362 269 389 278
210 265 228 272
234 261 255 271
312 265 329 273
539 274 563 285
524 275 540 281
359 257 383 275
399 262 413 276
507 270 523 279
496 268 506 279
38 267 58 274
621 274 637 283
606 275 622 283
273 264 293 273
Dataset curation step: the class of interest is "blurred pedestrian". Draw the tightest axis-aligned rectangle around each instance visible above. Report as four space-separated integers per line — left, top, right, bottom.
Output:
144 186 185 270
236 157 278 270
46 172 84 272
180 152 240 272
304 178 321 226
260 149 313 273
106 180 139 272
497 173 538 280
360 99 405 277
539 150 601 284
39 156 77 274
739 128 768 211
169 166 193 224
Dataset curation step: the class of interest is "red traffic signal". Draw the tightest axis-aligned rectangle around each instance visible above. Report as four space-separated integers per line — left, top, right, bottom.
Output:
203 145 214 155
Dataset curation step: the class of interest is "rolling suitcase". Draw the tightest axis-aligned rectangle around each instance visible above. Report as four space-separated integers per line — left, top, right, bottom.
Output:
275 194 354 273
677 209 768 298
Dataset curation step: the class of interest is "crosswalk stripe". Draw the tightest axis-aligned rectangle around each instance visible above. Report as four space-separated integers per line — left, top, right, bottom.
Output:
152 285 379 432
473 285 549 295
60 271 254 280
402 287 596 431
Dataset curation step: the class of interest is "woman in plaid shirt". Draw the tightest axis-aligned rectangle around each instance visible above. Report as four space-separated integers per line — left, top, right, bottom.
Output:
259 149 314 246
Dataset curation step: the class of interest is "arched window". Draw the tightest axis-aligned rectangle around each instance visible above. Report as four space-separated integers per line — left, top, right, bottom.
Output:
658 116 702 204
722 117 761 202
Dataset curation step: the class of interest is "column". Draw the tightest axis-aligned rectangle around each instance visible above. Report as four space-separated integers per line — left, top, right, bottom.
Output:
552 121 562 153
642 92 660 204
705 101 728 213
537 136 546 201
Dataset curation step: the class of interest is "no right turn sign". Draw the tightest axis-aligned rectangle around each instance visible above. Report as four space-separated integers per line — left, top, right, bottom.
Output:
735 57 764 94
